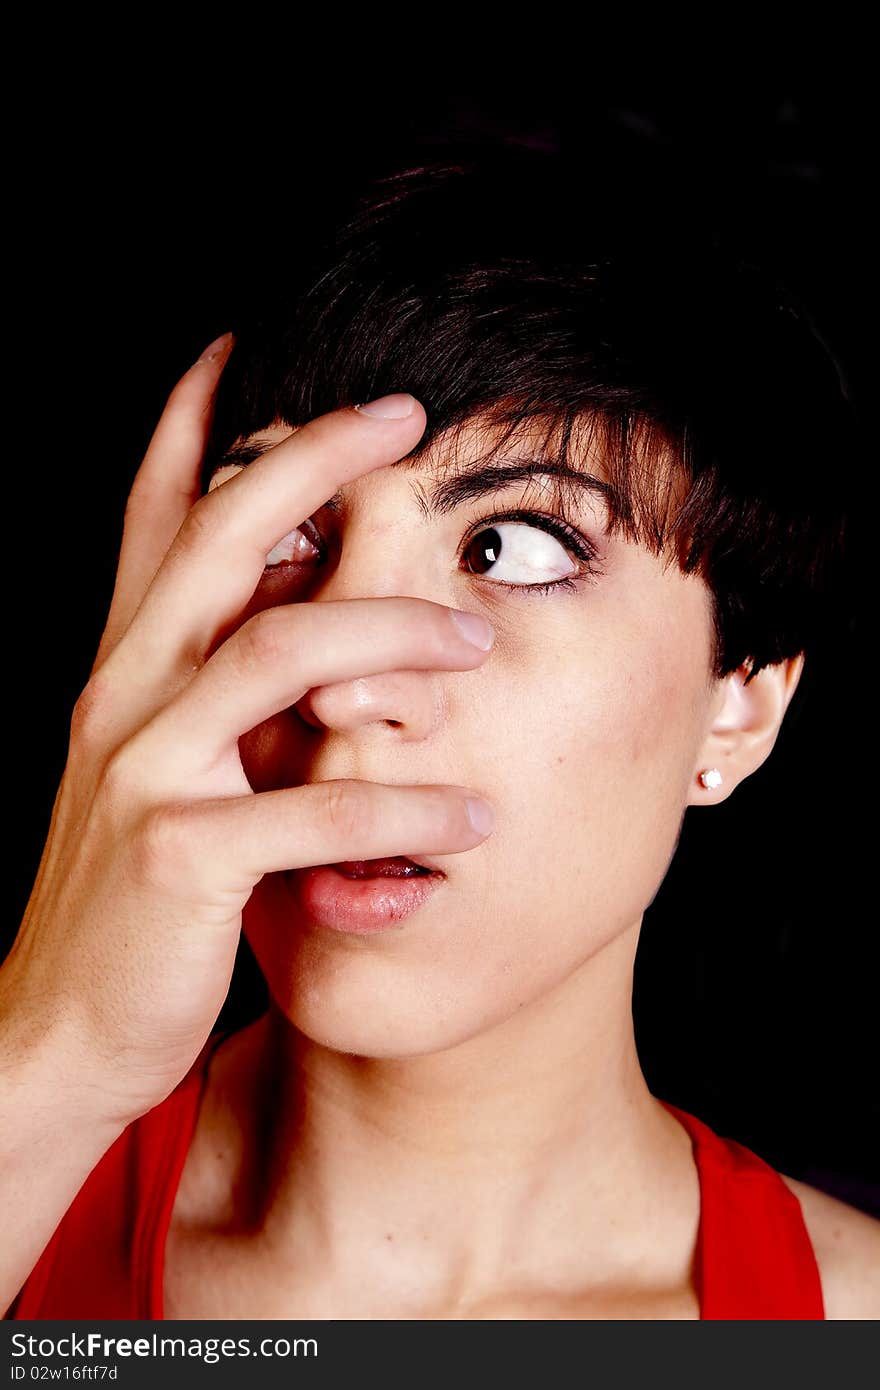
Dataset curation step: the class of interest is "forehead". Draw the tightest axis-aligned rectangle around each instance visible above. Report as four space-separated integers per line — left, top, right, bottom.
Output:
210 410 693 564
209 412 633 530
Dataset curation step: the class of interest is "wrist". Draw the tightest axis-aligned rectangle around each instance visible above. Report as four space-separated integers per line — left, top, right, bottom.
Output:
0 987 134 1143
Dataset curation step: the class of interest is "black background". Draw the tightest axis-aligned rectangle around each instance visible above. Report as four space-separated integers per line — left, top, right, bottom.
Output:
5 65 875 1214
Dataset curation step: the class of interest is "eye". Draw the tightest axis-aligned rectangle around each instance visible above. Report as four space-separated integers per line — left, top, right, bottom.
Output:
264 519 323 567
460 510 600 596
259 506 602 598
207 461 325 571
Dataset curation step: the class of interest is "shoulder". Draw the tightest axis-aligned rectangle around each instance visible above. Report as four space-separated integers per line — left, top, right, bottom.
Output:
778 1173 880 1319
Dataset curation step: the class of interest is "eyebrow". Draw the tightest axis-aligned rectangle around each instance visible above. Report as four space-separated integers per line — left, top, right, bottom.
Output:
212 440 614 520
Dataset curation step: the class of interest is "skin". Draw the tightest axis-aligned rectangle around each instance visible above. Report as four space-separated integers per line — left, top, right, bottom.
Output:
162 413 811 1319
6 347 876 1322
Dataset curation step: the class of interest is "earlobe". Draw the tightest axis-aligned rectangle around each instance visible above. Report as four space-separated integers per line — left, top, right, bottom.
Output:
688 654 805 805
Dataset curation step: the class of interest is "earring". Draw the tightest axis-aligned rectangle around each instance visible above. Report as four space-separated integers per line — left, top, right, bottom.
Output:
699 768 723 790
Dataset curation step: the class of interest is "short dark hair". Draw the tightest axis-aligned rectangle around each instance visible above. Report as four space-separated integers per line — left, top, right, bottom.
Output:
203 142 858 683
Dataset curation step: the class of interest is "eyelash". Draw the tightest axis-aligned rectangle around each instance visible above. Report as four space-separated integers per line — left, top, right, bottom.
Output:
266 508 603 597
458 508 603 596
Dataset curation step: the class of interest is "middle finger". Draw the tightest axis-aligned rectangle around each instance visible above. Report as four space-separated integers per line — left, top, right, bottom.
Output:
125 595 495 788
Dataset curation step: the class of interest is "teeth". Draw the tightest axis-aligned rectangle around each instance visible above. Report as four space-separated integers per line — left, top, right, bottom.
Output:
335 859 431 879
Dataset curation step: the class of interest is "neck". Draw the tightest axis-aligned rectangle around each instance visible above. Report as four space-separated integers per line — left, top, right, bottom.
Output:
202 919 698 1311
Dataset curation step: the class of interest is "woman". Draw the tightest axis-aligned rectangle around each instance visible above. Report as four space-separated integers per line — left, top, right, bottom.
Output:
2 146 877 1320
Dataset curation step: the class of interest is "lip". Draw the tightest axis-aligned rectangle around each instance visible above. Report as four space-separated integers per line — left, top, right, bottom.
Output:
286 864 446 933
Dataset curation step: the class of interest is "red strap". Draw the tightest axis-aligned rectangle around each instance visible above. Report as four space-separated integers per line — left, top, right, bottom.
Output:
661 1101 825 1319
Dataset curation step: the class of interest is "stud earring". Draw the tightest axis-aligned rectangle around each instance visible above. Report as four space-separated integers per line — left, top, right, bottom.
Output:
699 768 723 790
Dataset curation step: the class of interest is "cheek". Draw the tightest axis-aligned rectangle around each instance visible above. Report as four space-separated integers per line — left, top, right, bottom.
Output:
222 586 318 792
501 667 684 868
239 721 287 791
485 621 707 923
554 563 715 789
607 655 694 771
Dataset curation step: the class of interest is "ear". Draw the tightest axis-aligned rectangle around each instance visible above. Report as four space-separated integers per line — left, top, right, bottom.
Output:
687 654 805 805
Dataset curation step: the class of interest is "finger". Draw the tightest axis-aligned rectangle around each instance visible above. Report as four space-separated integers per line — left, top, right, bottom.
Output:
144 779 492 895
125 596 494 787
111 396 427 677
91 332 235 674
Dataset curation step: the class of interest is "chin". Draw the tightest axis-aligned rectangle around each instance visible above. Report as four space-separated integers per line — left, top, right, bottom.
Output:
263 980 490 1060
241 901 486 1061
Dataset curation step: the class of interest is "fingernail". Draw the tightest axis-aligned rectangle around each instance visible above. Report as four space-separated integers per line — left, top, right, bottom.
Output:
354 393 417 419
195 331 234 365
466 798 496 836
450 610 496 651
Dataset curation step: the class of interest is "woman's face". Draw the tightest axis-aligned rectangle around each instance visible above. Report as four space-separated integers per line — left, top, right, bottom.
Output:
208 414 719 1058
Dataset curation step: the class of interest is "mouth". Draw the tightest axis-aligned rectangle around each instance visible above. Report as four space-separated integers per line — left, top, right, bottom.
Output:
328 855 446 879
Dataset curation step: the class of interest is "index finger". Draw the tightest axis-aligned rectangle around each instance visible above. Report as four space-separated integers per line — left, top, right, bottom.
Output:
105 392 428 681
91 332 236 674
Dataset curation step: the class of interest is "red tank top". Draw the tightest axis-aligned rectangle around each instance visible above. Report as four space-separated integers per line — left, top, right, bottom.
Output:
7 1034 825 1320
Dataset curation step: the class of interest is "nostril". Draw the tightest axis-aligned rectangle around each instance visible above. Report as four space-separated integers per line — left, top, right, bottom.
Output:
384 720 403 729
295 699 324 731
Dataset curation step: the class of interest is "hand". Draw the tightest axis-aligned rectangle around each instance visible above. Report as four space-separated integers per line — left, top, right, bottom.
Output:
0 339 496 1126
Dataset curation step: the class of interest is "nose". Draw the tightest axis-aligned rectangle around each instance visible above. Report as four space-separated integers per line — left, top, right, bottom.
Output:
291 482 456 743
295 670 443 742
